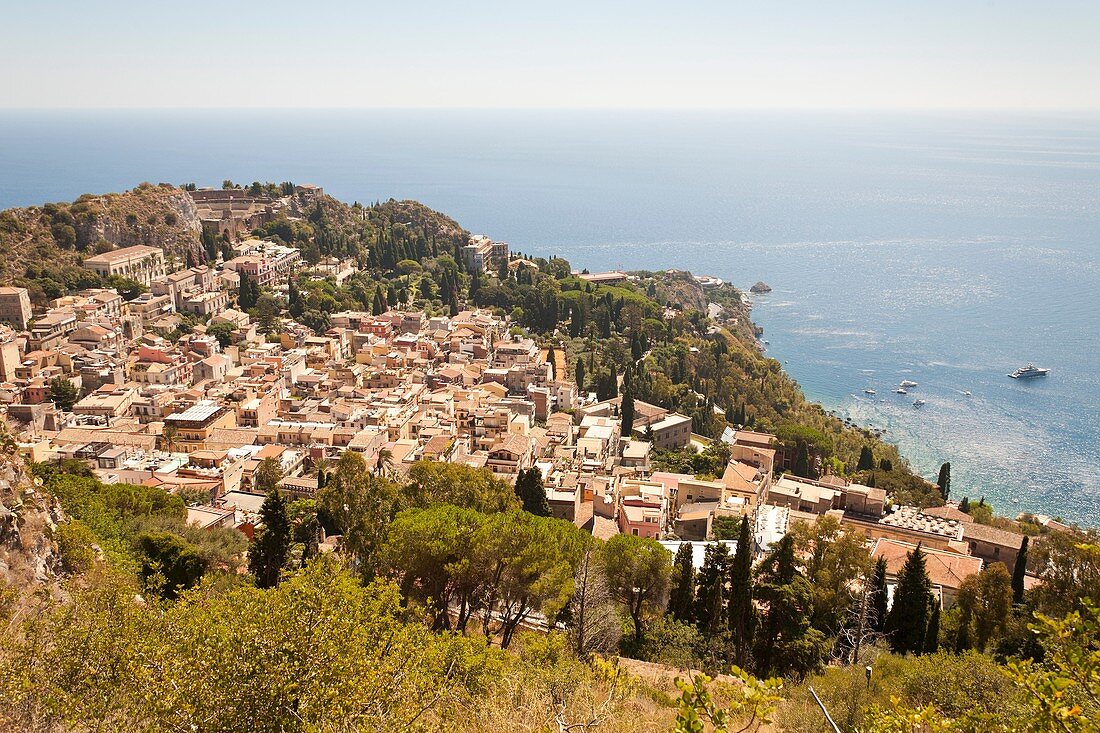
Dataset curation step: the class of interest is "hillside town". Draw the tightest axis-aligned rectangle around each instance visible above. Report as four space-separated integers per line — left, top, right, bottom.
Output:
0 185 1037 614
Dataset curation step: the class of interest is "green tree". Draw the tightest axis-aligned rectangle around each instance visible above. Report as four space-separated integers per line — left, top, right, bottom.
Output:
248 489 291 589
694 543 730 635
728 515 756 668
253 456 283 494
884 544 932 654
620 386 635 438
403 460 518 514
602 534 672 644
923 602 940 653
668 543 696 623
514 467 550 516
957 562 1013 652
136 531 206 599
753 535 828 679
937 462 951 500
1012 535 1029 605
870 555 890 632
255 293 282 333
206 320 234 348
857 445 875 471
317 451 398 575
575 358 586 391
48 376 79 411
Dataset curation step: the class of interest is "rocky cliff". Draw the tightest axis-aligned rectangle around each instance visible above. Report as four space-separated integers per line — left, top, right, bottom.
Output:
0 445 64 589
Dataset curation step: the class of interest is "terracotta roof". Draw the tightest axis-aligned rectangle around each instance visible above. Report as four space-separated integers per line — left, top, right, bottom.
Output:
962 522 1025 549
872 538 982 591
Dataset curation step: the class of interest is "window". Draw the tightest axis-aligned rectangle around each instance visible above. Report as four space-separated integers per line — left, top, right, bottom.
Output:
632 528 639 536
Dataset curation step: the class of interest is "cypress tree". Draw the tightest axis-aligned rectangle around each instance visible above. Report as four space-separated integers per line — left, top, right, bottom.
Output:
620 387 635 438
248 489 291 589
575 359 586 391
857 446 875 471
923 601 940 654
668 543 696 623
794 443 811 479
514 468 550 516
955 607 972 652
1012 535 1029 604
870 556 889 632
884 544 932 655
693 543 731 632
959 496 970 513
546 345 557 381
937 462 951 500
728 516 755 666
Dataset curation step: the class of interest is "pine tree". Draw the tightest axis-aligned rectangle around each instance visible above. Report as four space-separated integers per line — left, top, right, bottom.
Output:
870 556 889 632
884 544 932 654
1012 535 1029 604
937 462 951 500
668 543 696 622
728 515 755 667
514 468 550 516
248 489 291 589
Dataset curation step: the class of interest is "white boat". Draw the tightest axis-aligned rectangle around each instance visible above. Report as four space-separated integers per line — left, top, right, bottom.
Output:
864 389 876 395
1009 364 1050 379
900 380 919 388
962 390 972 397
895 387 908 395
912 399 926 407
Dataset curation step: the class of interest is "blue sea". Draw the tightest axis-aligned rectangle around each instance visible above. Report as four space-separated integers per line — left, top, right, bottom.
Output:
1 109 1098 523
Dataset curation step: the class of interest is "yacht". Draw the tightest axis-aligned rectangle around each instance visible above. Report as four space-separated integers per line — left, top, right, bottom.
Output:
1009 364 1050 379
895 387 908 395
900 380 919 388
863 389 876 395
912 399 927 407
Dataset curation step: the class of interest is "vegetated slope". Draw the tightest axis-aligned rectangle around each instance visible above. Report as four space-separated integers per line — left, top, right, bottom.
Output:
0 182 205 303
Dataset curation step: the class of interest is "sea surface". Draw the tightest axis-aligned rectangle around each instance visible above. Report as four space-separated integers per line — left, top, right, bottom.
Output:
1 109 1098 523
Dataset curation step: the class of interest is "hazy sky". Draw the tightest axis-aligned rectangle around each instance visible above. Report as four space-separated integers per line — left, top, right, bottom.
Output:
3 0 1098 109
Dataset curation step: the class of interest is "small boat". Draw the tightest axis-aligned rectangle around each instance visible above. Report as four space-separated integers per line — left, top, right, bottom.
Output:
900 380 919 388
962 390 972 397
895 387 908 395
1009 364 1050 379
864 389 876 395
913 399 926 407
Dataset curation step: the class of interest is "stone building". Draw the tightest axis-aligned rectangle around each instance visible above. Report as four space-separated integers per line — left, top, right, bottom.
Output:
83 245 167 287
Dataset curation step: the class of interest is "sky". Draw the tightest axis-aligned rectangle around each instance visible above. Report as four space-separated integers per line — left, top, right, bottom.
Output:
2 0 1099 109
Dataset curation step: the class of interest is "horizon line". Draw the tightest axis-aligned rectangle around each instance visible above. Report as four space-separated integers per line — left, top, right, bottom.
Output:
3 105 1100 114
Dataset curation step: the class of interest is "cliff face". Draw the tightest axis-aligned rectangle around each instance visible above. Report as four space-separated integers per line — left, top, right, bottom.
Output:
0 448 63 588
72 187 203 261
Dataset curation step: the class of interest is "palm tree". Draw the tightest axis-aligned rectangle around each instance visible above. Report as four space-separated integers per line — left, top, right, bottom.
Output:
374 448 394 478
159 423 178 453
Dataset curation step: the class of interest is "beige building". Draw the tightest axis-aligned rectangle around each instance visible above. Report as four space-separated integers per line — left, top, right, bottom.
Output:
0 287 33 329
83 245 166 287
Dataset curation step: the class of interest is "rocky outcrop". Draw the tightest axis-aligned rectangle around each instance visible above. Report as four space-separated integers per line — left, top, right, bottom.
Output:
0 449 63 588
72 184 204 266
750 281 772 294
